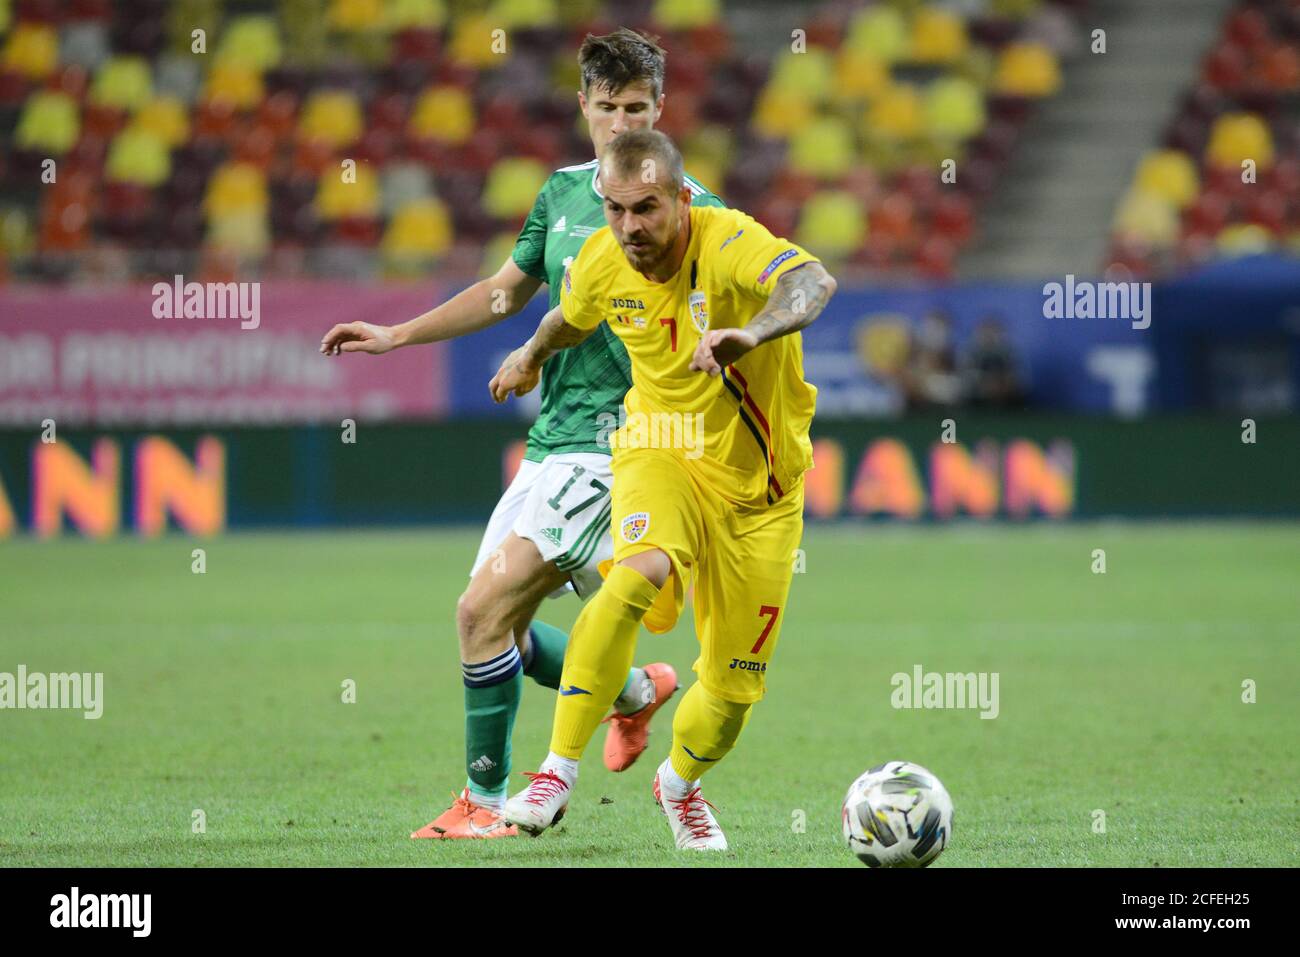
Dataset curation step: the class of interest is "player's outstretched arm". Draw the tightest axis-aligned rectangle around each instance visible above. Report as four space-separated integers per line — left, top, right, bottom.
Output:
690 262 838 375
319 258 543 357
488 304 594 403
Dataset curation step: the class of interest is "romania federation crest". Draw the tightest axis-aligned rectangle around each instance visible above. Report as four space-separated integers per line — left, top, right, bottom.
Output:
689 291 708 333
620 511 650 543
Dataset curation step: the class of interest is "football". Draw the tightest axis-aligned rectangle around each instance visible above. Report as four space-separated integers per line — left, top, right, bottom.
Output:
842 761 953 867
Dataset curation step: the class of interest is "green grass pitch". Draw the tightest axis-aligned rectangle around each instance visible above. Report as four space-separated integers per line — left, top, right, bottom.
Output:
1 523 1297 867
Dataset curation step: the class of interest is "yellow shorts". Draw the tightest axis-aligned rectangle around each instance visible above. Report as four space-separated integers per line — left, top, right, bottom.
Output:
603 446 803 704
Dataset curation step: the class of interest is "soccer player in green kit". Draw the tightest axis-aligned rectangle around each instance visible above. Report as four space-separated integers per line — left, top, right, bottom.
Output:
320 29 724 838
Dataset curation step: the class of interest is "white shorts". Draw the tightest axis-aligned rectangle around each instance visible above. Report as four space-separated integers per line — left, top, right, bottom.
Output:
470 452 615 600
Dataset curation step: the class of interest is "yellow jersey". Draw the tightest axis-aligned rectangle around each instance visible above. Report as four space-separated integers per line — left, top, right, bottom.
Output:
560 205 819 507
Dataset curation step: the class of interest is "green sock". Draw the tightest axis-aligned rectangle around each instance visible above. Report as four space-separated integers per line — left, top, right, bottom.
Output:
524 620 642 702
462 645 524 805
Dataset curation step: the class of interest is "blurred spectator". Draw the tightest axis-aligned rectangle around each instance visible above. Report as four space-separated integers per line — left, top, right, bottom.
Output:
901 310 962 410
962 316 1026 409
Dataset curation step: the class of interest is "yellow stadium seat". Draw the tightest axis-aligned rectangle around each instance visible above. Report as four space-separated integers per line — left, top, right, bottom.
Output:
488 0 560 29
15 91 80 155
482 157 547 219
1206 113 1274 170
130 96 190 148
328 0 384 31
1112 188 1178 248
204 162 269 218
681 154 723 198
845 5 909 63
652 0 721 30
866 82 924 142
788 116 856 180
207 209 270 256
1133 149 1199 209
834 48 890 102
911 7 968 64
315 164 381 220
1215 223 1275 256
449 14 502 68
796 190 866 259
0 0 11 35
382 197 452 262
752 84 815 139
216 16 282 70
478 230 519 277
384 0 447 29
299 90 364 147
90 56 155 111
1 22 59 80
409 85 475 143
768 46 834 101
204 60 265 110
924 76 985 142
994 42 1061 97
105 128 172 187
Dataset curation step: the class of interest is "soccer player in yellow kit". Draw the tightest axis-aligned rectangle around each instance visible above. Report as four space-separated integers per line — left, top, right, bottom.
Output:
489 129 837 850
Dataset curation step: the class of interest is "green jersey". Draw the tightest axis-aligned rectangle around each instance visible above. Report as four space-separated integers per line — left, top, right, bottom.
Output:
511 158 724 461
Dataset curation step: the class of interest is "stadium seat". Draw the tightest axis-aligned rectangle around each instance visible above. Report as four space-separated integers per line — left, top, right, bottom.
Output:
298 89 364 148
833 47 889 102
89 56 154 111
1133 149 1199 209
924 76 986 142
409 84 474 143
481 157 547 219
15 90 80 154
1113 187 1179 248
216 15 283 71
382 196 452 266
62 21 111 71
788 116 855 180
205 161 270 218
203 60 265 110
844 5 908 63
866 82 924 143
993 42 1061 98
104 128 170 187
1 22 59 80
910 7 969 65
207 207 270 257
795 189 866 261
314 162 380 220
328 0 385 32
384 0 447 30
1205 112 1274 169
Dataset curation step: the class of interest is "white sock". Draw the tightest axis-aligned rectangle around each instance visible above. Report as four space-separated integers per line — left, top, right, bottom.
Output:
540 751 579 784
468 787 505 812
614 667 654 715
657 757 696 800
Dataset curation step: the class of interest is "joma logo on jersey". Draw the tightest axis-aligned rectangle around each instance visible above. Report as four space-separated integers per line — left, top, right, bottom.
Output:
610 297 645 309
728 658 767 672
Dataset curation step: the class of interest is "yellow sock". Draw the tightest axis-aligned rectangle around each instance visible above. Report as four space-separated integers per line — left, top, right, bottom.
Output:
669 682 753 782
549 563 661 759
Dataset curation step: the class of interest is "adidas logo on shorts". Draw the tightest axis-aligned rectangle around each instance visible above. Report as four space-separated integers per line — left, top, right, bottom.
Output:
539 527 563 547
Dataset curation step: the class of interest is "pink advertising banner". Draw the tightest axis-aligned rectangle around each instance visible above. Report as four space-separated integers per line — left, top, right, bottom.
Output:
0 281 448 426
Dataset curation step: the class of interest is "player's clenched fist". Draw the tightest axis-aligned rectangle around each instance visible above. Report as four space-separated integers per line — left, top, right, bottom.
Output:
489 343 541 403
320 321 397 356
689 327 758 376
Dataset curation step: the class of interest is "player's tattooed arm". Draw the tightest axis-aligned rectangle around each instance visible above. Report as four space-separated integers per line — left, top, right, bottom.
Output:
489 304 594 403
690 263 837 376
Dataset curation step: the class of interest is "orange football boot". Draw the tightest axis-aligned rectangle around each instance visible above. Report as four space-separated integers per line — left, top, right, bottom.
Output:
601 662 679 772
410 789 518 839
